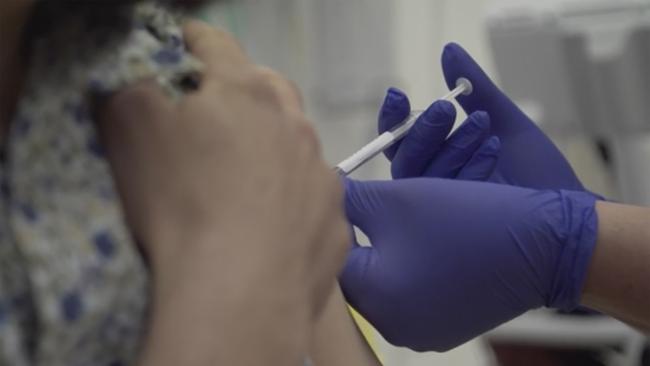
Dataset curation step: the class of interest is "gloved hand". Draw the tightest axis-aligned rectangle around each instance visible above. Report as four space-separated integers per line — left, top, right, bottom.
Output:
341 178 598 352
379 43 585 191
378 88 501 181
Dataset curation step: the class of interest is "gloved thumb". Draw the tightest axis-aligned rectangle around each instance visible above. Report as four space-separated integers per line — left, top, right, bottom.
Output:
441 43 528 135
456 136 501 181
340 244 402 346
340 225 413 349
339 245 377 313
344 179 382 233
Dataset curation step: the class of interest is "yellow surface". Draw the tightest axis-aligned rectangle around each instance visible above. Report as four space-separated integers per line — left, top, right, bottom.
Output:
350 306 381 359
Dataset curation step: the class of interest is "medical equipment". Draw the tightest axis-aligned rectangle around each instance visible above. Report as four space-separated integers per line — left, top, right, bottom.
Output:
486 4 649 364
334 78 473 176
487 1 650 205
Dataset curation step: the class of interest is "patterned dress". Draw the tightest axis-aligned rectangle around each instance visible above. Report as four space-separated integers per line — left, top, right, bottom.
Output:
0 2 201 365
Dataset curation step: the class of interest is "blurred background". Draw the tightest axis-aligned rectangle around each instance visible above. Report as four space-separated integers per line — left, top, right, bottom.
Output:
196 0 649 365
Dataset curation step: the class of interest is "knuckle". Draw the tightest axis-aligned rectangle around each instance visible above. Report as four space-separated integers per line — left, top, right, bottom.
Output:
294 118 321 151
285 79 304 109
250 66 303 111
253 66 285 84
183 19 212 36
184 22 214 48
185 20 235 49
251 66 284 90
252 65 276 77
240 67 283 105
184 20 248 70
207 25 237 42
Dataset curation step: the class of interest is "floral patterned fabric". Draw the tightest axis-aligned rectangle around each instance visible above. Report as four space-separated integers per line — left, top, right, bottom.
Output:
0 2 201 365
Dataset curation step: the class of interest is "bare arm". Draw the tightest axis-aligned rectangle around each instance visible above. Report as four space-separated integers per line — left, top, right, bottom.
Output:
582 201 650 331
101 21 350 366
310 286 382 366
141 281 382 366
138 231 311 366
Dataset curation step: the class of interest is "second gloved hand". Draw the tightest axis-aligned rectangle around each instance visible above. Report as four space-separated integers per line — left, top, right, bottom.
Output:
378 43 588 192
443 43 584 190
341 178 598 352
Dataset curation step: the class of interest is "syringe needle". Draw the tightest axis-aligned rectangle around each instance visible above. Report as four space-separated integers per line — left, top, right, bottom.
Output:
334 78 473 176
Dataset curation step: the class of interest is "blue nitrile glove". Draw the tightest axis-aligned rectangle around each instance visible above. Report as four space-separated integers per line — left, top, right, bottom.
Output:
341 178 598 352
379 88 501 181
380 43 585 191
443 43 585 190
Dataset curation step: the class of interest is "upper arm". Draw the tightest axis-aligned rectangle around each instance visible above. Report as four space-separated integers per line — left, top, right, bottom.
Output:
309 285 382 365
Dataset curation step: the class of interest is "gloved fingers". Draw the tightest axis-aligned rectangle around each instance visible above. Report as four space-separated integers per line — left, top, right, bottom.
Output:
456 136 501 181
391 101 456 179
378 87 411 161
441 43 525 135
422 110 491 178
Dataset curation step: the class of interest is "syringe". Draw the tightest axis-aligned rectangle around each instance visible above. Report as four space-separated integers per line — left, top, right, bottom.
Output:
334 78 474 176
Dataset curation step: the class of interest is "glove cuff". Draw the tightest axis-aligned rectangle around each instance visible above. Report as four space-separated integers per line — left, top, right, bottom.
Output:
547 190 599 311
586 189 607 202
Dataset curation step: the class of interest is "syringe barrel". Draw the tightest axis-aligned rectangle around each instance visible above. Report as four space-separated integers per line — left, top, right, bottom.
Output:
334 78 473 176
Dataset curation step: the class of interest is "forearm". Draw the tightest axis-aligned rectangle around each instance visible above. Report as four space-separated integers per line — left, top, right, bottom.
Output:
139 231 310 366
582 201 650 330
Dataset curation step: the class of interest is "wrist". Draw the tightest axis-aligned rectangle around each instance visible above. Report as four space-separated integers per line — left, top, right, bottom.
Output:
545 190 599 311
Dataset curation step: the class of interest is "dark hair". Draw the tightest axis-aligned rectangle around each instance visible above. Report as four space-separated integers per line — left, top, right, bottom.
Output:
22 1 140 55
21 0 212 51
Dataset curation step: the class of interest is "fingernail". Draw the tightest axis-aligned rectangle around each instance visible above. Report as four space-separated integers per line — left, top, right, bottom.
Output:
450 112 491 149
420 100 456 126
468 111 490 130
431 100 456 117
485 136 501 152
442 42 461 62
384 87 406 107
475 136 501 157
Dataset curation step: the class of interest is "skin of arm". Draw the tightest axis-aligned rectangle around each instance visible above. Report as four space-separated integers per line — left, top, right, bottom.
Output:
3 1 375 362
7 0 646 361
311 286 382 366
138 229 312 366
101 19 366 365
582 201 650 331
138 242 380 366
140 267 381 366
